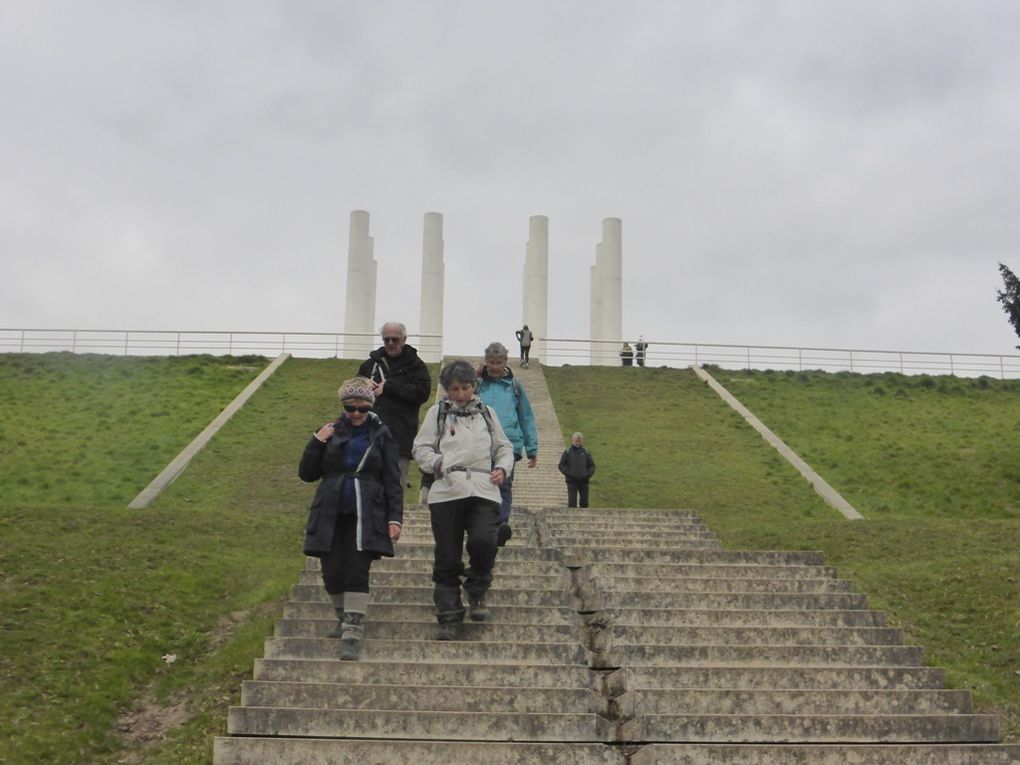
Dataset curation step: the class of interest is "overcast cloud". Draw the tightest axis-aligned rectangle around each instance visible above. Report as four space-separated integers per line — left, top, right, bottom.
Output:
3 1 1020 358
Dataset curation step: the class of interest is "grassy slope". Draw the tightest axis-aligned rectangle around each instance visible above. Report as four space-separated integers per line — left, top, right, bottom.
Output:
0 355 362 764
544 364 1020 741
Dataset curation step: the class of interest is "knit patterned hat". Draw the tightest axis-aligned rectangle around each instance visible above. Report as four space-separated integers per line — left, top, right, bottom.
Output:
338 376 376 404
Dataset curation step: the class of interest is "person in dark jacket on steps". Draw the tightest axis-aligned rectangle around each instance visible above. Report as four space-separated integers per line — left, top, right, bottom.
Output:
558 432 596 508
358 322 432 488
299 377 403 661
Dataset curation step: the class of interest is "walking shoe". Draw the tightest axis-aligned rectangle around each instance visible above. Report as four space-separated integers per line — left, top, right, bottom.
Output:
437 622 461 640
468 597 490 622
496 522 512 547
338 612 365 661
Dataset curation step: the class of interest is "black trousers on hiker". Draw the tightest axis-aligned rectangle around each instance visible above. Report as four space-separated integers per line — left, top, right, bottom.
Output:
429 497 500 620
566 479 590 508
319 513 375 594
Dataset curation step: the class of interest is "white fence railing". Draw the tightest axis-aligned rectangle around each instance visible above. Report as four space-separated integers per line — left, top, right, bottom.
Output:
0 328 444 363
540 338 1020 379
4 328 1018 379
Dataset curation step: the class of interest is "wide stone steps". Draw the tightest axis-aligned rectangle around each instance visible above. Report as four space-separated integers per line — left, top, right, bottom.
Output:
215 499 1019 763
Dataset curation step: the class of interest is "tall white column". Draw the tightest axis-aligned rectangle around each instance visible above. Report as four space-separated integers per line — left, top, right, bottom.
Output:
522 215 549 363
344 210 377 359
590 217 622 365
418 212 445 363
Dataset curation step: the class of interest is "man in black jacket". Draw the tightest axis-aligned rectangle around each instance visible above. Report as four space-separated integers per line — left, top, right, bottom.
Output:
558 431 596 508
358 322 432 487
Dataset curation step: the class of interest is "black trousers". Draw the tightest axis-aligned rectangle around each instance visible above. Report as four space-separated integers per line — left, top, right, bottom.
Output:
429 497 500 602
566 480 590 508
319 513 375 594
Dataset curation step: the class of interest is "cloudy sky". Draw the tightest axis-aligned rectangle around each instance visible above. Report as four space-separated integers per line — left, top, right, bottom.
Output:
3 1 1020 359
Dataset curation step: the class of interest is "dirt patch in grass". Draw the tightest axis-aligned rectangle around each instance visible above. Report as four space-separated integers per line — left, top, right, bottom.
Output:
115 696 190 764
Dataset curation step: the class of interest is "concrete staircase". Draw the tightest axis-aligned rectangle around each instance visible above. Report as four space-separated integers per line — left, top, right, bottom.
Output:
214 361 1019 763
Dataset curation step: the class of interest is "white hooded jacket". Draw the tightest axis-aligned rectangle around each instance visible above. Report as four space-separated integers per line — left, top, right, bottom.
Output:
412 396 515 505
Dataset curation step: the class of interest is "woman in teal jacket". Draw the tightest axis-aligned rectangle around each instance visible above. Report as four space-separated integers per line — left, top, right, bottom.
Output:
477 341 538 543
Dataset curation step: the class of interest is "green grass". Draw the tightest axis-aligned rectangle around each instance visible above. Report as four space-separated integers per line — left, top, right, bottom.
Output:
544 364 1020 741
0 354 366 764
2 356 1018 763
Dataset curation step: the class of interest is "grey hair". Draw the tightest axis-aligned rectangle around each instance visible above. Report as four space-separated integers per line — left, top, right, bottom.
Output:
484 341 509 359
439 359 477 390
572 432 584 441
379 321 407 338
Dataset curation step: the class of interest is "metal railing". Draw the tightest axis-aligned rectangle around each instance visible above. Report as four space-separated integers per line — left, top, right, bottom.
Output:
0 328 444 362
4 328 1018 378
539 337 1020 379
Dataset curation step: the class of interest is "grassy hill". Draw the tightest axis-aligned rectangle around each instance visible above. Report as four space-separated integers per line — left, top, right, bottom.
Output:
1 355 1017 764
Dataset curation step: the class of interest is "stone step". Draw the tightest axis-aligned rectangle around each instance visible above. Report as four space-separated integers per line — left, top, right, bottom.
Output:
588 607 887 628
628 743 1020 765
604 666 947 694
215 737 626 765
241 680 609 714
556 537 724 550
593 644 923 670
617 713 1001 744
582 575 855 594
543 519 710 531
371 557 566 575
227 706 615 742
591 625 904 649
283 601 579 625
263 636 590 665
254 658 598 688
276 618 583 644
560 548 826 566
297 570 571 591
584 562 839 580
290 584 575 607
305 544 564 563
586 591 869 611
613 688 974 716
546 534 722 546
543 508 703 520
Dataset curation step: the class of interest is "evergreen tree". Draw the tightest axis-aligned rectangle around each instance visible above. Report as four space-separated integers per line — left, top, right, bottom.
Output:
995 262 1020 348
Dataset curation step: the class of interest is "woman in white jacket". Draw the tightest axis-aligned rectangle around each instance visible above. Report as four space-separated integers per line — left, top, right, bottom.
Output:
413 359 515 640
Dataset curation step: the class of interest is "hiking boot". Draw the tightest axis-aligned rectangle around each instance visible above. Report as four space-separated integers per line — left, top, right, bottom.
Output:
338 612 365 661
437 622 461 641
496 522 512 547
468 596 490 622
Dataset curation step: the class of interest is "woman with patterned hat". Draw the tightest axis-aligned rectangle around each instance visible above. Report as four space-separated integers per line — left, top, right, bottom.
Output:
299 376 403 660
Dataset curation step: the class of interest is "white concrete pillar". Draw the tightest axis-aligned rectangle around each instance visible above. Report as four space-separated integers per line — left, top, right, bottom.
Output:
344 210 377 359
590 217 622 365
418 212 445 363
522 215 549 363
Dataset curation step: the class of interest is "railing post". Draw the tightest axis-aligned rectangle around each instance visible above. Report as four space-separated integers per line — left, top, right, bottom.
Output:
229 333 233 355
849 350 854 372
1001 356 1005 380
176 332 181 356
20 329 25 352
798 348 803 371
746 346 751 369
334 334 340 358
899 352 904 374
282 333 287 353
72 330 78 354
950 354 955 376
124 331 130 355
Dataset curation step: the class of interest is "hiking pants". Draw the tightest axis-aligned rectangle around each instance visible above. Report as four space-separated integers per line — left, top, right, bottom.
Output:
319 513 375 594
429 497 500 599
566 480 590 509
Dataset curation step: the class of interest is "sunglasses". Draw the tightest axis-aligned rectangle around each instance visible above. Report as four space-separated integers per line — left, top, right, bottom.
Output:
343 404 372 414
382 336 402 344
